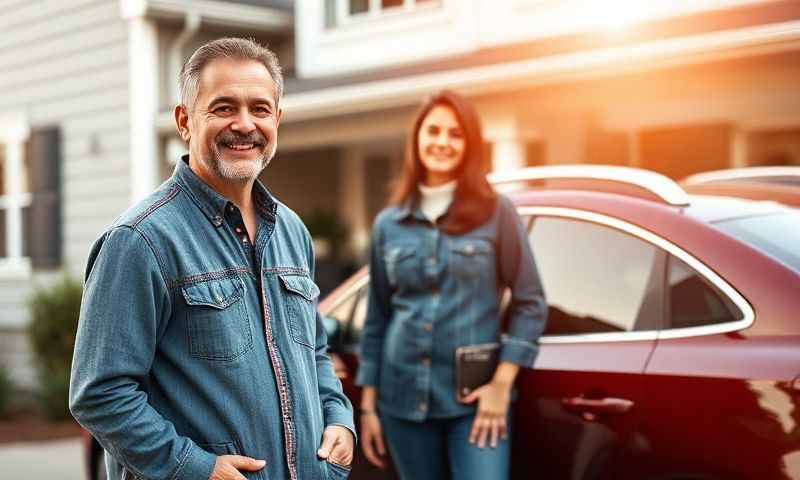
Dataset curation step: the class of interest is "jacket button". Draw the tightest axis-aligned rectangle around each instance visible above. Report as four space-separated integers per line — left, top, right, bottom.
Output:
212 215 223 226
423 322 433 332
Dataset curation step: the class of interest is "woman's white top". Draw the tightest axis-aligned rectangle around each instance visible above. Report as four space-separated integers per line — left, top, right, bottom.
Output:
418 180 456 222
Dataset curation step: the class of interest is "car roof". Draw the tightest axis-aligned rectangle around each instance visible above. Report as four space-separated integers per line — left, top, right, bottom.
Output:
682 194 794 223
682 166 800 186
505 184 793 222
681 180 800 208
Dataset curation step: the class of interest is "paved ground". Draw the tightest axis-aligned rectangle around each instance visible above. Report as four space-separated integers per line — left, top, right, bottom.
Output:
0 437 83 479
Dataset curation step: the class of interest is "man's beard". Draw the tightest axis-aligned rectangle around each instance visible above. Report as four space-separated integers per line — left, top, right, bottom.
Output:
209 130 276 181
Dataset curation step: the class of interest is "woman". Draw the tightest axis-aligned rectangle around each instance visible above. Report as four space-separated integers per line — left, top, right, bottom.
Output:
355 90 547 479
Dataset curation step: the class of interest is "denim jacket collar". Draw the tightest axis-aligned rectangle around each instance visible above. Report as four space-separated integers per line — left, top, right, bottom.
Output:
393 200 429 223
173 155 277 227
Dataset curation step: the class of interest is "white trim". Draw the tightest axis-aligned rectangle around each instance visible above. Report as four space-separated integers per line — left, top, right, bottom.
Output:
128 15 160 203
0 113 30 143
0 193 32 209
323 0 445 40
488 165 691 207
282 20 800 122
121 0 292 32
516 206 755 344
0 257 32 280
683 166 800 185
0 114 31 278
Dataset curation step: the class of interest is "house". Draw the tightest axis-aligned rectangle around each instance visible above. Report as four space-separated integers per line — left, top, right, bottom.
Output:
1 0 798 388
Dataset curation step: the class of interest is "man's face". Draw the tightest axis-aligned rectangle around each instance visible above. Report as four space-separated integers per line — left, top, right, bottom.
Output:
178 58 281 182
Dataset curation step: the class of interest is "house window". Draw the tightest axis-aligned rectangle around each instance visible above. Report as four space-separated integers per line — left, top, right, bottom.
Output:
0 121 61 275
326 0 441 28
0 138 32 270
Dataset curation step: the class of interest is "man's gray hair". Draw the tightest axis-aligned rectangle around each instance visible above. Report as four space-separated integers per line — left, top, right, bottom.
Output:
179 37 283 111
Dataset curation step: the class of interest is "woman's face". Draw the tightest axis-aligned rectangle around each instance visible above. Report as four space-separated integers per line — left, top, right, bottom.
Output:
417 104 466 185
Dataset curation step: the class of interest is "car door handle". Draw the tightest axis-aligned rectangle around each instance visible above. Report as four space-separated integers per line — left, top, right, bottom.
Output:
562 396 634 414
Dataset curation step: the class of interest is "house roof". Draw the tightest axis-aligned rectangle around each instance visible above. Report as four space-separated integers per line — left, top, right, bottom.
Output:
217 0 293 12
285 0 800 94
278 0 800 122
125 0 293 32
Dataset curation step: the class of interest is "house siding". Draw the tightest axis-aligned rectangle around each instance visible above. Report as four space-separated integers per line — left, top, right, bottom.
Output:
0 0 130 388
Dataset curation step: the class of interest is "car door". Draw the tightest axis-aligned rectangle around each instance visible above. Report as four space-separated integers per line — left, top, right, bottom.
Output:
512 211 665 480
321 276 401 480
642 254 800 480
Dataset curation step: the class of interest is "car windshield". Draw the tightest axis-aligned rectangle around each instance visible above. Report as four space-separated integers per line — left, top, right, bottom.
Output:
715 211 800 274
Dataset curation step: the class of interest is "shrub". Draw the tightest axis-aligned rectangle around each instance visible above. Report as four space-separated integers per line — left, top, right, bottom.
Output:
26 274 82 420
0 363 12 418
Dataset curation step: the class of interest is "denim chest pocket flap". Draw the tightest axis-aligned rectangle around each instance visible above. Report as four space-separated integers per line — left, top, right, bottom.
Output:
383 244 419 288
182 276 253 361
450 239 493 276
279 274 320 348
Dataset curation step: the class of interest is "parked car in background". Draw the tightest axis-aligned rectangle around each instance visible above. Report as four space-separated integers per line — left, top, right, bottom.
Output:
681 166 800 207
322 166 800 480
84 166 800 480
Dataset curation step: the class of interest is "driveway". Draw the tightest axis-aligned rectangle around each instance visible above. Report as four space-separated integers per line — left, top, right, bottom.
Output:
0 437 83 479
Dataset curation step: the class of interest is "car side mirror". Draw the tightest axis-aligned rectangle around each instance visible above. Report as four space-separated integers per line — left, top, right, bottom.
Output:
322 315 343 352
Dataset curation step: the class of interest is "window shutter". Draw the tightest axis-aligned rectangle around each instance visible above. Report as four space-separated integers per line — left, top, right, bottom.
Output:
27 126 61 269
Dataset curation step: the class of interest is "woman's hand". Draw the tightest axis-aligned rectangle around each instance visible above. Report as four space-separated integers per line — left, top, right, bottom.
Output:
359 386 387 468
360 410 387 468
462 361 519 449
462 379 512 449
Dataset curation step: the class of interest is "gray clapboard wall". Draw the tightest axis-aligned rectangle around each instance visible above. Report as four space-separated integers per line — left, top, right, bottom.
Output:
0 0 131 388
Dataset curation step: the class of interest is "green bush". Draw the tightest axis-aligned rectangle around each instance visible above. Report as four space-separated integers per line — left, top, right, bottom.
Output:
26 274 82 420
0 363 12 418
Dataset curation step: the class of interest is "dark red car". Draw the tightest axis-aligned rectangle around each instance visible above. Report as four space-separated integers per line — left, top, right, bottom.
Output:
321 165 800 480
681 166 800 207
84 166 800 480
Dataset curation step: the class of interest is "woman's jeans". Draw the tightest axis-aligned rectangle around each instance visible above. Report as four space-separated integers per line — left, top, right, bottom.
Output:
381 411 511 480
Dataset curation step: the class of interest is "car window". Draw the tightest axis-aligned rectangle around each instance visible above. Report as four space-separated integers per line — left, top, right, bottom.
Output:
714 211 800 274
529 216 664 335
325 290 358 333
667 255 743 329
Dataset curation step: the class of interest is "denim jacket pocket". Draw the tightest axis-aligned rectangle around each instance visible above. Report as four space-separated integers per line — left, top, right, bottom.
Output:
383 244 418 288
183 276 253 361
279 274 320 349
199 441 238 456
450 238 493 278
326 459 352 479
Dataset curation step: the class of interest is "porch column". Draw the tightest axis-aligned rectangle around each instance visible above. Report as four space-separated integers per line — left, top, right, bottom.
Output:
339 147 369 262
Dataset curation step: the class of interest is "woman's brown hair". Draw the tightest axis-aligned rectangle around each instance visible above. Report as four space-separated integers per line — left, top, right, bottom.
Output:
389 90 497 235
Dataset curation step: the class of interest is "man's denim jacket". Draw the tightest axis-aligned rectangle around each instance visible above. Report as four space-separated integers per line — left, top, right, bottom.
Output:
69 158 354 480
355 195 547 421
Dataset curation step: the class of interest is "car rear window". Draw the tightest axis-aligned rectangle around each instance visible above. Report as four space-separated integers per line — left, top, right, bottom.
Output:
715 212 800 274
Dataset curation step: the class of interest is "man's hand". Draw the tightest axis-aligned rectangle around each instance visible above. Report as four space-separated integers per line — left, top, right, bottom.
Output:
317 425 355 467
209 455 265 480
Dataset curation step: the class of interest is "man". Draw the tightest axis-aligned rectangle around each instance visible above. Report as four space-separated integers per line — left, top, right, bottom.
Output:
70 38 355 480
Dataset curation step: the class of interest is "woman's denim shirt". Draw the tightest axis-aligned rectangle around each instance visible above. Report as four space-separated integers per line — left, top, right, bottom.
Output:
355 195 547 421
69 158 354 480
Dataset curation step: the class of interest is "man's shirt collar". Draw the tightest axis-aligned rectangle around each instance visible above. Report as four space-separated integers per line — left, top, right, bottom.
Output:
173 155 277 227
